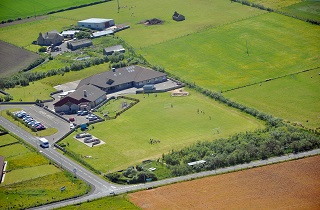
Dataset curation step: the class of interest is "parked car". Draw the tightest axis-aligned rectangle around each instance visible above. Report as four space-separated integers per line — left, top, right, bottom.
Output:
88 116 98 121
69 117 75 122
25 118 34 123
81 111 88 116
17 112 27 118
37 125 45 130
22 115 31 120
77 111 82 115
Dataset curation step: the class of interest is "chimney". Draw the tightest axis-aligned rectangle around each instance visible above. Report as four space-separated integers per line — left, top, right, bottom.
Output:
84 90 87 97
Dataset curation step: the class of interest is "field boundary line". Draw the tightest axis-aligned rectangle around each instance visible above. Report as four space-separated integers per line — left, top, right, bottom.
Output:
222 66 320 93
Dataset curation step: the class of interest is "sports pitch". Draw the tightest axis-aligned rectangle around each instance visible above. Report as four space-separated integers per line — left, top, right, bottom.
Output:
61 89 264 172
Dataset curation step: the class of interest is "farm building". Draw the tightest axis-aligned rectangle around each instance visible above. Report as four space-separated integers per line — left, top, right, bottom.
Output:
53 85 106 113
103 45 125 55
92 29 114 38
78 18 115 30
37 30 64 46
61 30 79 38
172 11 185 21
77 65 167 94
67 39 92 51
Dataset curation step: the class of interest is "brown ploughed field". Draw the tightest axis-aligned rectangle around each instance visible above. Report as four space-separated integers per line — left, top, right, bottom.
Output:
129 155 320 210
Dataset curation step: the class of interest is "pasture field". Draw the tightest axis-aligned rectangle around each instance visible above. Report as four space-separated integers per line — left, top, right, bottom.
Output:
224 69 320 129
248 0 302 9
0 134 18 146
61 88 264 172
0 41 39 78
57 194 140 210
5 63 110 101
281 0 320 21
142 12 320 92
51 0 265 49
0 135 89 209
129 155 320 209
248 0 320 21
0 0 104 21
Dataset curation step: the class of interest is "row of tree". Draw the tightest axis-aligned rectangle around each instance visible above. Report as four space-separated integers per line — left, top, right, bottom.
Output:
163 125 320 176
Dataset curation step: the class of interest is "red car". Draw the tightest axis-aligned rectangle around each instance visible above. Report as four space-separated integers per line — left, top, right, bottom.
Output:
69 117 75 122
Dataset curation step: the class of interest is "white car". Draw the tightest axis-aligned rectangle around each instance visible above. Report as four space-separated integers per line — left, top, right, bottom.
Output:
70 123 75 129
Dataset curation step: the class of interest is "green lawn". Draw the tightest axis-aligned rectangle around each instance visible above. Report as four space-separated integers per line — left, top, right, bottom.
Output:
7 152 48 170
224 69 320 129
0 143 29 157
142 12 320 92
57 194 140 210
0 0 104 21
97 98 136 118
5 63 110 102
3 164 60 185
0 134 18 146
62 88 264 172
248 0 302 9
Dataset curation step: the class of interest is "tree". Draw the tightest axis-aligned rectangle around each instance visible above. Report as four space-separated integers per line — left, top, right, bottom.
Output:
76 31 91 39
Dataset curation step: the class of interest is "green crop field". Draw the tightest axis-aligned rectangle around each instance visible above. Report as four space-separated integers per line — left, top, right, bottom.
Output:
248 0 302 9
0 143 28 157
7 152 48 170
142 12 320 92
61 89 264 172
57 194 140 210
0 0 105 21
224 69 320 129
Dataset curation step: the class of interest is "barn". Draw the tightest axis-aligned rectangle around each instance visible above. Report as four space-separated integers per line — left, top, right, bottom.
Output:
78 18 115 30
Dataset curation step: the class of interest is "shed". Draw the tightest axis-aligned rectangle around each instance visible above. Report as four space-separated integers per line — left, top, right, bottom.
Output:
61 30 80 38
172 11 185 21
92 29 114 38
67 39 92 51
143 84 155 91
78 18 115 30
103 45 125 55
187 160 206 166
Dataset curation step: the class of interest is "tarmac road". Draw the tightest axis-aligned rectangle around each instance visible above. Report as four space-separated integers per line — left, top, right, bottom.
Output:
1 113 319 209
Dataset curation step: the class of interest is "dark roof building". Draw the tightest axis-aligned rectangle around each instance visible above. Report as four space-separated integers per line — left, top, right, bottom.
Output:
103 45 125 55
67 39 93 51
77 65 167 93
54 85 106 113
37 30 64 46
172 11 185 21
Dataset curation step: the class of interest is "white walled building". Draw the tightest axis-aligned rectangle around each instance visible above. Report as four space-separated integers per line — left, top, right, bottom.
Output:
78 18 115 30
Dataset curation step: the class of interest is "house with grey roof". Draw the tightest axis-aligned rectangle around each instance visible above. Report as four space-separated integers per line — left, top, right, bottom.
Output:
67 39 93 51
53 85 106 113
77 65 167 94
37 30 64 46
103 45 125 55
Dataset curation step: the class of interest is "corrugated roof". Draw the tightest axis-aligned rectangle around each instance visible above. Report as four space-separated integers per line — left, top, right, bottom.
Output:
78 18 113 23
104 45 125 53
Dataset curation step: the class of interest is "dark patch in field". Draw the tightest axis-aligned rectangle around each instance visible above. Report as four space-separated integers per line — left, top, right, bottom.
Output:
0 41 39 78
140 18 164 25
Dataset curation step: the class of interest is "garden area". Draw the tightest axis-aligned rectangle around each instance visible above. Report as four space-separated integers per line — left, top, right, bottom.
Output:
0 133 90 209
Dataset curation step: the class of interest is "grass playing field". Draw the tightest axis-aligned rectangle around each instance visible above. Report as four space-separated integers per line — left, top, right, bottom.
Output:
61 88 264 172
224 69 320 129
